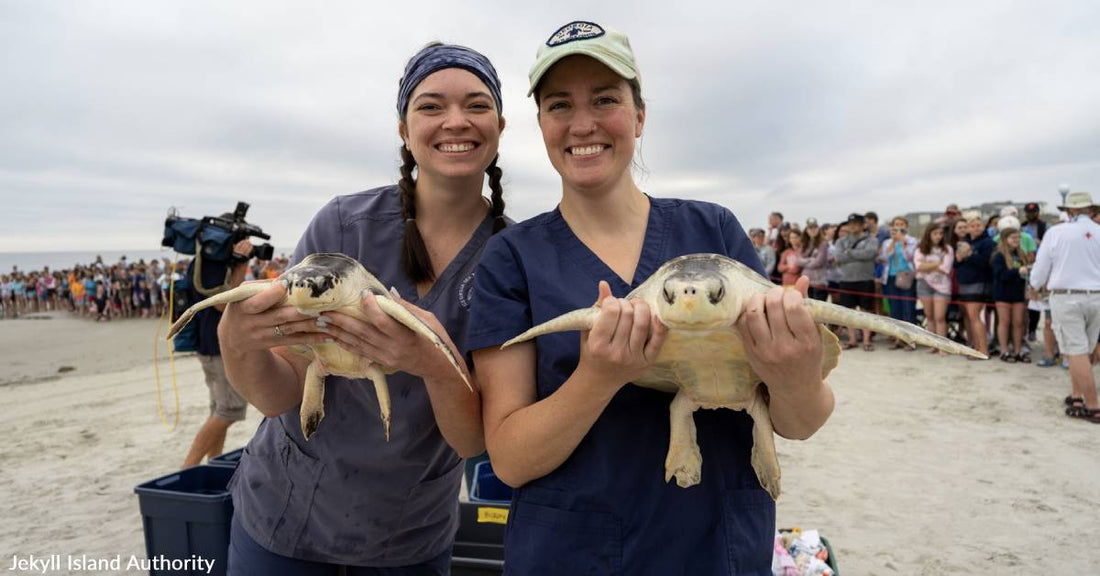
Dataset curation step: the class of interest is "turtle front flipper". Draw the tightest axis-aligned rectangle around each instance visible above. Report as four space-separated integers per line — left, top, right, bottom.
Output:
501 308 600 349
300 360 327 440
365 363 392 441
373 297 473 392
165 280 275 340
746 385 781 500
804 298 986 359
665 390 704 488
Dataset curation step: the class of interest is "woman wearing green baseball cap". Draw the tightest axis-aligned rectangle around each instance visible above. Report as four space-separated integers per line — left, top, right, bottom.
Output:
467 21 834 575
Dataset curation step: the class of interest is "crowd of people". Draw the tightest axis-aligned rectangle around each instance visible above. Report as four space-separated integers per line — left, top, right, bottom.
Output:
0 254 291 322
749 201 1083 366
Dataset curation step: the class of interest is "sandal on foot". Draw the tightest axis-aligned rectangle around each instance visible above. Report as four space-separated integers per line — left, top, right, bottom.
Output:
863 343 875 352
1064 395 1085 406
1038 358 1059 367
1000 352 1017 363
1016 353 1031 364
891 341 905 350
1066 404 1091 417
1068 407 1100 423
842 342 858 350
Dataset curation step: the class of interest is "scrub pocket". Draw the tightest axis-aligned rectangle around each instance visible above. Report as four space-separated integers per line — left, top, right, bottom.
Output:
231 431 325 554
505 501 622 576
721 488 775 575
386 459 463 562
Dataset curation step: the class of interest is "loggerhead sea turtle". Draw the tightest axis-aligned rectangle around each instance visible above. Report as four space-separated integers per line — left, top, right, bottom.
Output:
166 253 471 441
502 253 984 499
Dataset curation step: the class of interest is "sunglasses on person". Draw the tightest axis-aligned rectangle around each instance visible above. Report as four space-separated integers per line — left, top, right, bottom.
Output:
890 227 907 234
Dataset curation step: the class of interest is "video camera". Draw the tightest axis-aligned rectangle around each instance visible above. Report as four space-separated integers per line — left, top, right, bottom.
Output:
162 201 275 263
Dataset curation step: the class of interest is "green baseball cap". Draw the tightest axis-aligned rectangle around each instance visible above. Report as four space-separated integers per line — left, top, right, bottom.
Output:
528 21 640 97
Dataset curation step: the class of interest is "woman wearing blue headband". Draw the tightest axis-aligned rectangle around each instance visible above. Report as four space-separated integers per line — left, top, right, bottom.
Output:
218 42 507 574
468 22 834 574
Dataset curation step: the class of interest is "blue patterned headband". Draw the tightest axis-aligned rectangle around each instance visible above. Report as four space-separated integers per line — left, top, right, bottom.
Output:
397 44 503 117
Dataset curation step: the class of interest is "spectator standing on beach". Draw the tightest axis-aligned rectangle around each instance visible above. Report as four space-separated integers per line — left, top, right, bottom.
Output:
880 217 918 338
182 239 253 469
915 224 954 351
835 213 879 350
991 225 1031 363
866 212 890 317
1030 191 1100 422
1 275 11 318
866 212 890 244
778 229 804 286
824 223 843 303
1021 202 1047 340
767 211 784 249
799 218 829 301
954 215 994 357
934 203 962 226
1022 202 1048 242
750 228 777 278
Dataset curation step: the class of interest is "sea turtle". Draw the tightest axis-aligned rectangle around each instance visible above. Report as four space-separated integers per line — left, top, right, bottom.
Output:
502 253 984 499
166 253 471 441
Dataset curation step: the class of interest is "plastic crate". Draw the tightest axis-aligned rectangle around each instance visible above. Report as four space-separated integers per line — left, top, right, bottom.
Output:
134 465 234 576
468 461 512 504
208 447 244 468
452 501 507 576
453 461 511 575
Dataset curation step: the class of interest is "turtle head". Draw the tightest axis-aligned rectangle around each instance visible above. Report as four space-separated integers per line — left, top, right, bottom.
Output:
657 270 739 330
281 253 359 312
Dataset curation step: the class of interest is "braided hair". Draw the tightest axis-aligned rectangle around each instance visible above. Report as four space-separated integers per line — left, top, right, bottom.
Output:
398 146 507 283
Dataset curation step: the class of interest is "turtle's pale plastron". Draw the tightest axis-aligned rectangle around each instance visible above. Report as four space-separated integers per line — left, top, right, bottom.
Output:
503 253 984 499
167 253 471 441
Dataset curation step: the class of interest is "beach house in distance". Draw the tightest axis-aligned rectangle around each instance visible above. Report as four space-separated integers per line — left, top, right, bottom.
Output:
903 200 1059 237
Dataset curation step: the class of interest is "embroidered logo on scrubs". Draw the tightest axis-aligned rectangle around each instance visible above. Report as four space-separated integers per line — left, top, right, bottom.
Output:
546 21 605 46
458 271 476 310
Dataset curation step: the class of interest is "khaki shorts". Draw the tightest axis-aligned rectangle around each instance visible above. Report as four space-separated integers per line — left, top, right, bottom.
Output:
198 354 248 422
1049 293 1100 356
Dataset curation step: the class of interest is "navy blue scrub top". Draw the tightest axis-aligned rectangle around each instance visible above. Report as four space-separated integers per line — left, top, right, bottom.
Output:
467 197 776 576
229 186 494 567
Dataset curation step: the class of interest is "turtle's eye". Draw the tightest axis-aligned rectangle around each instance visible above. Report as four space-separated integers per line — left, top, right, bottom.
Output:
662 287 675 305
708 283 725 305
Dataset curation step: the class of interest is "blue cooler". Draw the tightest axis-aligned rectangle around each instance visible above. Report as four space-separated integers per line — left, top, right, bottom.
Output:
208 448 244 469
134 465 234 576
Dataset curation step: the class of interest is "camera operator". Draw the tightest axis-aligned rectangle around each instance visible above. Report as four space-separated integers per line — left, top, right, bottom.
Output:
182 238 254 468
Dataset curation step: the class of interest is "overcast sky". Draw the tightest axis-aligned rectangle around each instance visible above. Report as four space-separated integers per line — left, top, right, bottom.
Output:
2 0 1098 252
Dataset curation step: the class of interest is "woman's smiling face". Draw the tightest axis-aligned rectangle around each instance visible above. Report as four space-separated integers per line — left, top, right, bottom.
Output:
536 55 644 195
400 68 504 183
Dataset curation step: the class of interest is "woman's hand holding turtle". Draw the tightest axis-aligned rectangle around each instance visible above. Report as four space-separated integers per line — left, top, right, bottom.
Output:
322 291 465 382
218 281 326 353
576 281 668 394
735 276 824 398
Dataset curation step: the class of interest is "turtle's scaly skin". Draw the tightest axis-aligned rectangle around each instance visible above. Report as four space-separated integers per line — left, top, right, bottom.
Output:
502 253 984 499
166 253 471 441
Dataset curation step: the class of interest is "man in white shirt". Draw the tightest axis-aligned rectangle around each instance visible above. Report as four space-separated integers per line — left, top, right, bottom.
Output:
1030 191 1100 423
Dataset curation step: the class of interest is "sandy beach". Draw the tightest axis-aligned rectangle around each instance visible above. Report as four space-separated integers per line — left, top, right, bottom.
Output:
1 311 1097 574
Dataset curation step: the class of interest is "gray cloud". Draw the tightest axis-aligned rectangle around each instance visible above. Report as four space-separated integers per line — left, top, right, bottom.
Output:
2 0 1098 251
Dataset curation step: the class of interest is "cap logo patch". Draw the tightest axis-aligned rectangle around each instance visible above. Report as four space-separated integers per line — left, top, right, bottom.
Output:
546 21 605 47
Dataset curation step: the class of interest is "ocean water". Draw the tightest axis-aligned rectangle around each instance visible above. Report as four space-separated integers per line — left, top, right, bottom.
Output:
0 248 295 273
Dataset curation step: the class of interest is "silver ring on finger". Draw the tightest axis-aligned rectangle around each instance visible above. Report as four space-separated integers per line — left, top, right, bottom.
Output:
273 324 285 338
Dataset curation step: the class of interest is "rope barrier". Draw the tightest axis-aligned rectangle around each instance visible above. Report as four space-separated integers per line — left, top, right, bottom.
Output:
152 253 181 431
816 283 1029 310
